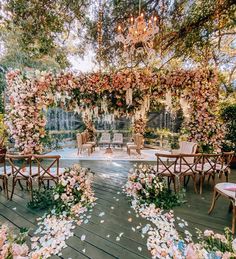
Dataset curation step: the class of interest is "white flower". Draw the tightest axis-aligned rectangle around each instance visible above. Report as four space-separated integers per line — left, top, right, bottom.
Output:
54 194 59 200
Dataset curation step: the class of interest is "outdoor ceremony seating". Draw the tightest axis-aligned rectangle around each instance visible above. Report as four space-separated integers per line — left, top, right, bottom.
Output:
112 133 123 148
76 133 93 156
99 132 111 148
33 154 63 189
82 131 96 151
208 182 236 234
127 133 144 156
216 151 234 182
195 153 222 195
172 141 198 163
0 154 10 199
6 154 37 201
155 153 201 193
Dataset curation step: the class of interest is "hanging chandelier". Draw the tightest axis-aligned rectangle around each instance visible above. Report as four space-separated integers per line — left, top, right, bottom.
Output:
116 1 159 63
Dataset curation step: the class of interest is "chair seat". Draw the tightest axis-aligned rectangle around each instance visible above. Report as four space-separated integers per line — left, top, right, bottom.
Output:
195 163 214 173
113 141 123 144
127 144 138 149
215 163 227 171
82 144 92 148
215 183 236 201
87 141 96 146
0 166 12 176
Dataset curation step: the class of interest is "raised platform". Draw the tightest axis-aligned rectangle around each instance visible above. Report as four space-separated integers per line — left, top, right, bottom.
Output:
47 147 170 161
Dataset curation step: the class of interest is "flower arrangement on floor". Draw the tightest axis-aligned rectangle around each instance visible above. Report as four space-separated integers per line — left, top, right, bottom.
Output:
124 163 236 259
0 224 29 258
29 164 96 258
124 164 185 210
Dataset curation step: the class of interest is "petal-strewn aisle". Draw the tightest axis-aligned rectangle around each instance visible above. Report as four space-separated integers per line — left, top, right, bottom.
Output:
0 160 235 258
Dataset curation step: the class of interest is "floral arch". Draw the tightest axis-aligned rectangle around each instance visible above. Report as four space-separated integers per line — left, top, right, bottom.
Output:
6 68 223 154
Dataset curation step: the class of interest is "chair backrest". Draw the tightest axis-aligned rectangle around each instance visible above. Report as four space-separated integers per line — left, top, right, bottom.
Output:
6 154 32 177
100 132 111 142
178 154 202 175
198 153 222 173
81 132 88 144
76 133 83 148
155 153 181 176
33 155 61 178
222 151 234 166
179 141 197 153
113 133 123 142
134 134 144 149
179 141 198 163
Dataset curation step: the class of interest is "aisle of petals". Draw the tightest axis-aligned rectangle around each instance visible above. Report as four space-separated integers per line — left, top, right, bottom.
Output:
30 164 96 259
124 165 236 259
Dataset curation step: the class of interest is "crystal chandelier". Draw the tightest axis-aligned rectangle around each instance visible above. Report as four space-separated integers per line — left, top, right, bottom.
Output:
116 1 159 63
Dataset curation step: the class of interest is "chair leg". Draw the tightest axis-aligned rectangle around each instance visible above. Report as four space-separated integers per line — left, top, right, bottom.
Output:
4 177 9 199
232 204 236 234
191 175 198 194
199 175 204 195
18 180 24 190
28 178 33 201
173 177 177 193
10 178 17 200
208 189 220 214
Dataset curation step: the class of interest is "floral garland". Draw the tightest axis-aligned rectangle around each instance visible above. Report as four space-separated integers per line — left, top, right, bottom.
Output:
124 164 236 259
30 164 96 258
0 224 29 258
6 68 222 154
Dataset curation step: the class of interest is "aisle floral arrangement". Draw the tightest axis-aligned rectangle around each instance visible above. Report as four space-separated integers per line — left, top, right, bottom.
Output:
124 164 236 259
0 225 29 258
29 164 96 258
124 164 184 210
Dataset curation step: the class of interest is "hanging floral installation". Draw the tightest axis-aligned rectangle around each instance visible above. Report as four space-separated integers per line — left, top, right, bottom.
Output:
124 164 236 259
6 68 222 154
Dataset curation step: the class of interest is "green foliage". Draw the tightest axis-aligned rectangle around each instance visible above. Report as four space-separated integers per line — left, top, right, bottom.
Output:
16 228 29 245
145 187 185 210
27 189 54 210
221 104 236 152
168 134 180 150
40 131 62 150
196 228 234 254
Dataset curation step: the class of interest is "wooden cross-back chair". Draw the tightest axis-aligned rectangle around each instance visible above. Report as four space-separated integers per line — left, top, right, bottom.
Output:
155 153 180 192
196 153 222 195
0 154 10 199
155 153 202 193
216 151 235 181
33 154 62 189
6 154 36 200
178 153 202 193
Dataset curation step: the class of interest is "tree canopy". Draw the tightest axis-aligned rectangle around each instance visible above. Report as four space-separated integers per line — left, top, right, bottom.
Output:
0 0 235 80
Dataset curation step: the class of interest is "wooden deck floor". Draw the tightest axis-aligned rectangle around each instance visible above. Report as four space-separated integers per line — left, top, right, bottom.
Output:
0 160 235 259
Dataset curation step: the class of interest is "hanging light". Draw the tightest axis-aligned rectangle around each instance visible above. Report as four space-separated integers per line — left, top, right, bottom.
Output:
115 0 159 63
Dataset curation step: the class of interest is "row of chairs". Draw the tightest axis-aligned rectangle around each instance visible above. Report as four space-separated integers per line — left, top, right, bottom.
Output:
76 132 145 156
99 132 123 146
155 151 234 194
0 154 62 200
